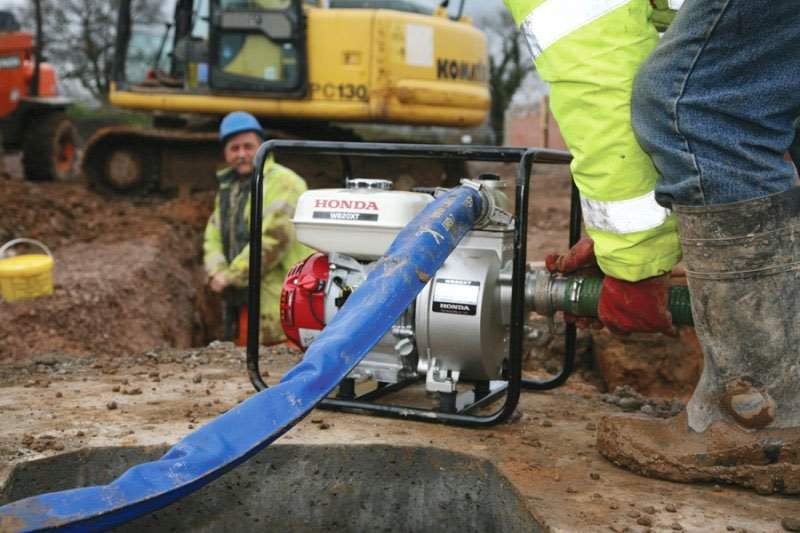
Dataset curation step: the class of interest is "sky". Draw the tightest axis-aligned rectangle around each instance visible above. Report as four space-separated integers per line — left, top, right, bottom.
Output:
0 0 505 15
440 0 505 18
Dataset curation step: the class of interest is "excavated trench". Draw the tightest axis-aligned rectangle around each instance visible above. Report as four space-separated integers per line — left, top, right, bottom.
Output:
1 444 541 532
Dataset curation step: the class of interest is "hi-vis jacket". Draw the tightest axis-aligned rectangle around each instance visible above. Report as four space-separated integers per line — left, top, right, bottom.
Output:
203 156 312 343
505 0 683 281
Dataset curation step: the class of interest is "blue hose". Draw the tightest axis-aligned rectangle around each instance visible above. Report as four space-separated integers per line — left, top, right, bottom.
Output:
0 186 483 532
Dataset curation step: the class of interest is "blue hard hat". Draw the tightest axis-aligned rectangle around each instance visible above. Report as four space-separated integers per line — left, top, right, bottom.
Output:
219 111 264 143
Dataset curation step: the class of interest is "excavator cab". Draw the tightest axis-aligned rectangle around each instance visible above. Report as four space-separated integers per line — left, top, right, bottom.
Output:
210 0 305 94
122 0 306 95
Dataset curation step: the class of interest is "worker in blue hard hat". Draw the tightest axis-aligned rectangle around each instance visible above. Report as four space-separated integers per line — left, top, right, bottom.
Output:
203 111 312 346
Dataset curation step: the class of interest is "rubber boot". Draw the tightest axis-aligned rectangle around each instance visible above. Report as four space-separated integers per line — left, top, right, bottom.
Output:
598 189 800 494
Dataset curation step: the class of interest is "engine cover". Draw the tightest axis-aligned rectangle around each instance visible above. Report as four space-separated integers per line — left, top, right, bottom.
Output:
280 252 329 349
292 187 433 260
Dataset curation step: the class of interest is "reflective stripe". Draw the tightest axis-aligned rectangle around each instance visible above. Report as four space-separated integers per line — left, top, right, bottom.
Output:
263 199 295 218
581 191 671 234
520 0 631 58
668 0 684 9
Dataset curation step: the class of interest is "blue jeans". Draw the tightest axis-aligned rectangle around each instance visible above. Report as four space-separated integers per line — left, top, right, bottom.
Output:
631 0 800 208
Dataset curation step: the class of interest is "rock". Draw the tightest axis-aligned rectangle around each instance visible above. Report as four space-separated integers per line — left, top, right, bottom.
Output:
636 516 653 527
617 397 644 411
671 523 684 531
542 419 553 427
665 503 677 513
585 422 597 431
643 506 656 514
590 472 600 480
106 401 118 410
33 354 62 366
627 511 641 519
192 374 202 384
783 517 800 532
640 404 655 416
601 385 687 419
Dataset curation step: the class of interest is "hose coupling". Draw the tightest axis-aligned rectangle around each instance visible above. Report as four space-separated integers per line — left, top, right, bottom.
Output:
460 178 513 229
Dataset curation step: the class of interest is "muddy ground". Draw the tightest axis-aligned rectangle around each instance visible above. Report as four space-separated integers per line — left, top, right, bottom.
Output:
0 154 796 531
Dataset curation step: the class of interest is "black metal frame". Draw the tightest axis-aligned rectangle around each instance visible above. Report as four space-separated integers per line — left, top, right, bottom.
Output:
246 140 575 427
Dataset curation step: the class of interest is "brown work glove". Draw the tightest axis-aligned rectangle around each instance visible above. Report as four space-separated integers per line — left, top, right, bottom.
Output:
545 237 676 336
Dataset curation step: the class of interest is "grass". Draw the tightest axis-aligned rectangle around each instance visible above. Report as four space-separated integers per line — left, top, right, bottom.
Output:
66 103 152 128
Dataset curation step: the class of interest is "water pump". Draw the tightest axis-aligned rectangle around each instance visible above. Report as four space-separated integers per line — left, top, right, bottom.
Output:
238 140 694 425
280 177 516 400
279 176 693 405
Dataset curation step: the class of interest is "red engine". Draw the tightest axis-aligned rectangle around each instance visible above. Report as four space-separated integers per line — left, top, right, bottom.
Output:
280 253 329 350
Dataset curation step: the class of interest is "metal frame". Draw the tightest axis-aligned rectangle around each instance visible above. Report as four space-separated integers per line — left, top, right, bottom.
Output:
246 140 575 427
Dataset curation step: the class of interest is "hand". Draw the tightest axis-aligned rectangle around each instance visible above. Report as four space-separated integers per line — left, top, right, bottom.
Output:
545 237 676 336
598 274 676 337
209 271 230 293
545 236 598 275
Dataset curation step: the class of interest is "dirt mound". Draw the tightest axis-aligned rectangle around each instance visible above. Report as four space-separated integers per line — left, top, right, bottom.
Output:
0 178 212 249
0 178 216 361
593 327 703 399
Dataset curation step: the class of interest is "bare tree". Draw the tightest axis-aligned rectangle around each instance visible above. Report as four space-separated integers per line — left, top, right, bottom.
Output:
17 0 164 102
476 11 535 145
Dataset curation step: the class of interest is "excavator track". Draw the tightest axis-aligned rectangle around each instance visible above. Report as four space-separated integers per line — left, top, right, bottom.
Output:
81 125 469 195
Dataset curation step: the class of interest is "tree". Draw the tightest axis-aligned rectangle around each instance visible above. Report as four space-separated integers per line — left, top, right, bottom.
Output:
477 11 536 145
16 0 164 102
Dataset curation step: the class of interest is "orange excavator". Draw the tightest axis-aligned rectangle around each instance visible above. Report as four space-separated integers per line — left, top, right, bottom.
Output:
0 10 78 182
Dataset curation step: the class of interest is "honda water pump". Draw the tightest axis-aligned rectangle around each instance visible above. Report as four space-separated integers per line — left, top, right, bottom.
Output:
280 177 516 400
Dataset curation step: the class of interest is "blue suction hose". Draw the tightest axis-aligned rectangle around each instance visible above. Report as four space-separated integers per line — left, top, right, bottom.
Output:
0 168 483 531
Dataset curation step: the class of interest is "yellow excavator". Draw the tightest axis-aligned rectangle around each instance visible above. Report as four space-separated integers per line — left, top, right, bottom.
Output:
82 0 490 193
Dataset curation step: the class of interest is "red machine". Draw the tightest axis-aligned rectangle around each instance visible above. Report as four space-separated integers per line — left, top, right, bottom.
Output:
0 11 77 181
280 252 330 350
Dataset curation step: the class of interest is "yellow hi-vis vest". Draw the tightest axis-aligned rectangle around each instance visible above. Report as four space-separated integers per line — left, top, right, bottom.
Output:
505 0 682 282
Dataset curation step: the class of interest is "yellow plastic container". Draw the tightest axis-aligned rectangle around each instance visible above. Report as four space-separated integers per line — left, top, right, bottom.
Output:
0 239 54 302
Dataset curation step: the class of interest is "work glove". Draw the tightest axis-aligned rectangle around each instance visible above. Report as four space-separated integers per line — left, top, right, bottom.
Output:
545 237 677 337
